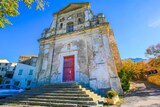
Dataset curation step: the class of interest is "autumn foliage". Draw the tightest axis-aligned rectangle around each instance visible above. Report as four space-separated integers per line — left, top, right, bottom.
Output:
121 59 146 81
148 74 160 86
146 58 160 71
118 59 147 91
120 57 160 88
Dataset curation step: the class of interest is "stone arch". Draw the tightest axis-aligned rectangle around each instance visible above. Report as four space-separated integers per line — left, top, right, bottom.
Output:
60 23 63 29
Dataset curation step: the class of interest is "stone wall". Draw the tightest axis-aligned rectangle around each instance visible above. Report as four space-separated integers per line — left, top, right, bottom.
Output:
109 29 122 72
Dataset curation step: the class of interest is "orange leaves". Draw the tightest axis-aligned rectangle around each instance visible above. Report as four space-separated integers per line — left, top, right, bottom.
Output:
122 57 160 81
148 74 160 86
122 59 146 73
122 59 146 80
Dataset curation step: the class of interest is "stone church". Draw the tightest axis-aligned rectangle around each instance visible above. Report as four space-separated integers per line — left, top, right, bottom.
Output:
35 2 123 94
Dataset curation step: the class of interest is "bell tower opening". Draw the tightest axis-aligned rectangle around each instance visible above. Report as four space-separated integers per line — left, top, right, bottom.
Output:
66 22 74 32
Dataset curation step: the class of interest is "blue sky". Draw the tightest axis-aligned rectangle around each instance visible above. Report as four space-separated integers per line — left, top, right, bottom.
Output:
0 0 160 62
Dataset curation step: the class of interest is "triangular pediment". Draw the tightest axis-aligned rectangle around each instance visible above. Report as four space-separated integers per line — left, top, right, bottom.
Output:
54 2 90 16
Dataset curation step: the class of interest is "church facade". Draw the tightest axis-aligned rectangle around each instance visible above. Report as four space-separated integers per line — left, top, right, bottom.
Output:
35 2 123 94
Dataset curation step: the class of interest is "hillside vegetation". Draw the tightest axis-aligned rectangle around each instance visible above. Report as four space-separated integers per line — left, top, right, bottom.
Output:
119 58 160 91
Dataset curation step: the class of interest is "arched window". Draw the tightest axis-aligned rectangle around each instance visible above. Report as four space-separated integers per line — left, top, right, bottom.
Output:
60 23 63 29
66 22 74 32
78 18 83 24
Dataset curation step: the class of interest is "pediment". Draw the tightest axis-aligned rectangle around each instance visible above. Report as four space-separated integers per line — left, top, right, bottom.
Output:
54 2 90 16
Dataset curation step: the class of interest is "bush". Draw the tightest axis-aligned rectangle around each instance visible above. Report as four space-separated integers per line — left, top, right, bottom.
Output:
147 74 160 86
106 90 118 98
118 69 132 91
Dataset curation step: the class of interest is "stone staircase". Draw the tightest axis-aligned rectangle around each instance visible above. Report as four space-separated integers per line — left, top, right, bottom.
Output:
0 83 105 107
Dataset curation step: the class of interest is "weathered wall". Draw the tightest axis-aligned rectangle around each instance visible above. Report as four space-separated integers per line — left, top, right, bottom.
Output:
35 40 54 85
49 33 89 84
85 27 117 93
109 30 122 72
52 7 90 35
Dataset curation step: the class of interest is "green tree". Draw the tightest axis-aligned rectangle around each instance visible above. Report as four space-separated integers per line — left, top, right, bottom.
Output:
0 0 47 28
118 68 132 91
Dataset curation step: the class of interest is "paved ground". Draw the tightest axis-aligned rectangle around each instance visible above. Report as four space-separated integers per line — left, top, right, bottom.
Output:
116 81 160 107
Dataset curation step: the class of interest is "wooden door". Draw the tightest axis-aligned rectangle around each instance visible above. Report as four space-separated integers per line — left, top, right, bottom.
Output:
63 55 75 82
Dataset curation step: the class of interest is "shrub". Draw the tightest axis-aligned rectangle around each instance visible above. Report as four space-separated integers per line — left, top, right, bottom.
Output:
106 90 118 98
118 69 131 91
147 74 160 86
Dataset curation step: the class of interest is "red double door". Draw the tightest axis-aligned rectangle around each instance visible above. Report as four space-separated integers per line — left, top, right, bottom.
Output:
63 55 75 82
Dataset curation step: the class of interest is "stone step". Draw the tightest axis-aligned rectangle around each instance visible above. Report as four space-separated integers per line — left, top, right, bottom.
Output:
16 93 89 97
38 86 80 88
41 83 79 87
20 91 86 95
23 98 97 105
50 82 79 86
0 83 98 106
28 98 95 105
25 88 82 91
1 105 45 107
7 96 93 101
0 101 78 107
0 99 97 106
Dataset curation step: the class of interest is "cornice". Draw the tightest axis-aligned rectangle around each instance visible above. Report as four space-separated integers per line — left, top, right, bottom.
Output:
38 23 110 43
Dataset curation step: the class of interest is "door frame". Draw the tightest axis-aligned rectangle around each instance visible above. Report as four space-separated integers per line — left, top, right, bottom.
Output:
59 51 79 82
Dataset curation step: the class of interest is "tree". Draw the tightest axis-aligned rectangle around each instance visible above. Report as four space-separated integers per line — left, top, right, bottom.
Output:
121 59 146 80
118 68 131 91
145 43 160 58
0 0 47 28
146 58 160 71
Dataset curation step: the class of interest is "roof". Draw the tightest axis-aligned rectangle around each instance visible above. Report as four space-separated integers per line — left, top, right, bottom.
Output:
19 55 38 58
10 63 17 67
54 2 90 16
17 63 36 69
0 59 9 63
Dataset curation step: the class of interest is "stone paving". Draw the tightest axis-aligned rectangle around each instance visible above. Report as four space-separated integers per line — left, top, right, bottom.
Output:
115 81 160 107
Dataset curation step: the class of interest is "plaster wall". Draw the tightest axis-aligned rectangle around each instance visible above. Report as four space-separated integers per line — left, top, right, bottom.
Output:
13 63 36 89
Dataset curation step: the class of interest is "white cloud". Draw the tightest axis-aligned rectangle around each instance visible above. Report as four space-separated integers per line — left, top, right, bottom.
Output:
149 19 160 28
